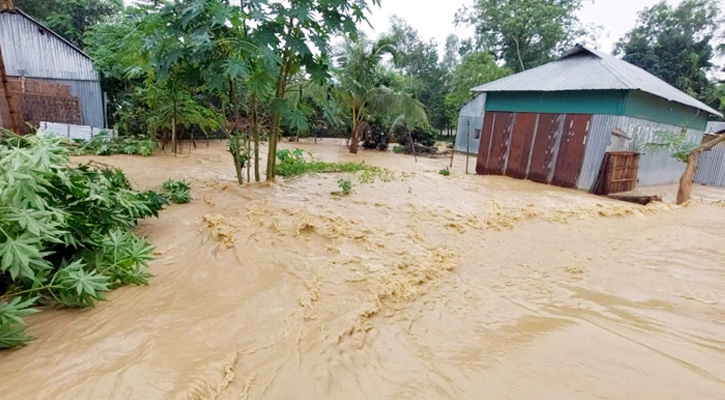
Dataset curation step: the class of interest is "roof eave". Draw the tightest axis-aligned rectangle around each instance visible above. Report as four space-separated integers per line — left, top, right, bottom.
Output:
1 8 93 61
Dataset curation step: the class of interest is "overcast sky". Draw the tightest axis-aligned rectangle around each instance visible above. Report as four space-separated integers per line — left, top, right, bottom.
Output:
363 0 687 54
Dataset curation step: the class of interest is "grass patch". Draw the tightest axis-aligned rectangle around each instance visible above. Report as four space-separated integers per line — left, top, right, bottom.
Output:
439 167 450 176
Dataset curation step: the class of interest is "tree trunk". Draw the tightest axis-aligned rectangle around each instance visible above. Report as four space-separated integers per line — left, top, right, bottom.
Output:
677 133 725 204
349 119 365 154
348 108 359 153
266 53 290 181
171 97 177 154
0 43 21 133
231 134 243 185
252 95 260 182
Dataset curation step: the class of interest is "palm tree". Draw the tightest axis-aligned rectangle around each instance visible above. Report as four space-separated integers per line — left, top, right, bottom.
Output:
335 35 428 153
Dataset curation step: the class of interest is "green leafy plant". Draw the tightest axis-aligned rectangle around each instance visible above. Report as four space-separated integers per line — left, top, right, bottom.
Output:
276 148 372 178
0 131 168 349
439 167 451 176
72 133 158 157
336 178 354 195
161 179 192 204
393 145 406 154
642 130 698 163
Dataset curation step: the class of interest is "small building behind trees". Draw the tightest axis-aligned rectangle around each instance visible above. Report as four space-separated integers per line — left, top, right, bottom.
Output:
460 44 722 193
0 1 104 132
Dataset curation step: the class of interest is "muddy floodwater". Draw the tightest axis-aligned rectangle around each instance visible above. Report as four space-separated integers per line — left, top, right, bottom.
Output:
1 139 724 399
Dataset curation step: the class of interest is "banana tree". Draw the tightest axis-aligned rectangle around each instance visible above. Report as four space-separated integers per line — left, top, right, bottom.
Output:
335 36 428 153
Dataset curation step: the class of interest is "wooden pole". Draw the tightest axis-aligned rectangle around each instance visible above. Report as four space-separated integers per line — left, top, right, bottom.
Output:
0 42 20 133
465 120 470 174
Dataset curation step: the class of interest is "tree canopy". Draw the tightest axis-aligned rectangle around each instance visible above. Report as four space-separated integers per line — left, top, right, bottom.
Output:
456 0 587 72
615 0 724 102
15 0 123 48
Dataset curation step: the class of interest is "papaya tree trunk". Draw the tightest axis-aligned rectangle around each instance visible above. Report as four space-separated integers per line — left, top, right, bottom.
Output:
171 96 177 154
266 52 291 181
677 133 725 204
252 95 261 182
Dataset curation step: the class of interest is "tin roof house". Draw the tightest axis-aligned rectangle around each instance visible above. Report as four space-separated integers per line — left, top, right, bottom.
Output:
459 44 722 193
0 0 105 133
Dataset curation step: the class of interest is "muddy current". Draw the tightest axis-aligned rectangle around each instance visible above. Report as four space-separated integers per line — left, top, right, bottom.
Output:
1 139 724 399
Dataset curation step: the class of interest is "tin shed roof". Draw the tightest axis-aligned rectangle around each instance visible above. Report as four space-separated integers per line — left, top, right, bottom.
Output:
472 44 722 117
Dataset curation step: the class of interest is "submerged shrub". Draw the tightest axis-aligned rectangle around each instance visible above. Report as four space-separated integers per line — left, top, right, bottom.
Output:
0 131 168 349
336 178 354 195
161 179 192 204
276 148 370 178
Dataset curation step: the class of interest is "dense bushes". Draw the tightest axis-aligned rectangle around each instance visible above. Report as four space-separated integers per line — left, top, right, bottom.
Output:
72 133 157 156
0 132 169 348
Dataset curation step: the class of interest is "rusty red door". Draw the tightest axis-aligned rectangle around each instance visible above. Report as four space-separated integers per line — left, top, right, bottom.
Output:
476 111 495 175
504 112 537 179
527 113 562 183
484 112 514 175
552 114 591 188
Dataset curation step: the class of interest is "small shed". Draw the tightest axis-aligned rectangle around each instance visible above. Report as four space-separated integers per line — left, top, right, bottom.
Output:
0 1 104 132
469 44 722 192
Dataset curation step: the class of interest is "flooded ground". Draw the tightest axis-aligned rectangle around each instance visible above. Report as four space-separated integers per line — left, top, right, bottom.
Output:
1 139 724 399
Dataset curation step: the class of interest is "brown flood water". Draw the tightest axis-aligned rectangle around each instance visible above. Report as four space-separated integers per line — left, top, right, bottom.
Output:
1 139 724 399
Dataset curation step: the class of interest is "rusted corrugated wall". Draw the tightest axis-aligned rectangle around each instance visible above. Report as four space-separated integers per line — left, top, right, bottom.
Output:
695 140 725 187
454 94 486 153
577 115 704 190
476 111 590 188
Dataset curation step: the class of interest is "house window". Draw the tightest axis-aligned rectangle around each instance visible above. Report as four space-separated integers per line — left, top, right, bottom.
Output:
474 128 481 140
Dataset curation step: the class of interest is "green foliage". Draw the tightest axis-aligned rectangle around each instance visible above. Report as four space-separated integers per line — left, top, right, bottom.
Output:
456 0 588 71
614 0 723 100
391 116 436 148
275 148 372 178
72 134 158 157
643 130 698 162
445 52 513 111
336 178 354 195
161 180 192 204
393 145 406 154
16 0 123 48
0 131 167 349
389 17 450 131
439 167 451 176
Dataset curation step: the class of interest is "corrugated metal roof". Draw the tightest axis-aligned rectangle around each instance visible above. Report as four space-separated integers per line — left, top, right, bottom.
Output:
0 9 98 81
706 121 725 134
472 44 722 117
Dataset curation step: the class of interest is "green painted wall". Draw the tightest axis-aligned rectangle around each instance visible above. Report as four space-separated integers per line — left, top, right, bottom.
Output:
484 89 709 130
624 90 708 130
485 90 628 115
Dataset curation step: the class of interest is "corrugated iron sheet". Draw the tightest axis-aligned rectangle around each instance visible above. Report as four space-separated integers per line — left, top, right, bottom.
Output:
577 115 704 190
454 94 486 153
0 11 98 81
695 141 725 188
473 45 721 117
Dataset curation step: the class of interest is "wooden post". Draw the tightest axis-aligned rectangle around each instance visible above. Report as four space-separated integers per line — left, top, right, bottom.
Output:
0 42 21 133
465 120 470 174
